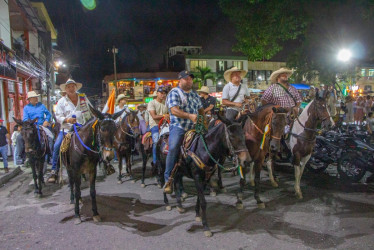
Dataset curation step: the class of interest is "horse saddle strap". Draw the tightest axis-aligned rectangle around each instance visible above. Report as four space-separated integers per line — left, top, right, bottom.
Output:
187 150 206 170
183 129 198 151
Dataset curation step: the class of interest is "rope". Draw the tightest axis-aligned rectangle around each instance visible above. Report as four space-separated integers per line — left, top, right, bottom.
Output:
73 123 100 154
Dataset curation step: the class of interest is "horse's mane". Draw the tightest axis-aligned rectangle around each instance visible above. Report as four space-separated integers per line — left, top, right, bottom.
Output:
248 103 276 118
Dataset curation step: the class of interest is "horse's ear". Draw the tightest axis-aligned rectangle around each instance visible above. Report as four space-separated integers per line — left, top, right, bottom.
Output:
125 110 130 115
89 104 105 120
112 109 125 120
13 117 23 125
217 113 232 126
236 114 248 127
30 118 38 124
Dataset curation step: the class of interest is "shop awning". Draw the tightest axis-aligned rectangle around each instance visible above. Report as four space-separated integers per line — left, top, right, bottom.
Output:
291 84 310 90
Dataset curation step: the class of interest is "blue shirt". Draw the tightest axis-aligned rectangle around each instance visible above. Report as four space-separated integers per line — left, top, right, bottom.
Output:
23 102 51 125
166 87 203 131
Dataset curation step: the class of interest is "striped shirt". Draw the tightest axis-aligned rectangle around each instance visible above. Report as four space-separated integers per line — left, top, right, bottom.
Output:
166 87 203 131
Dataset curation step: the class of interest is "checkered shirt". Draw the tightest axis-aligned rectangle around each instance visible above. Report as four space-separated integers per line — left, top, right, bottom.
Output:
166 87 203 131
261 84 302 108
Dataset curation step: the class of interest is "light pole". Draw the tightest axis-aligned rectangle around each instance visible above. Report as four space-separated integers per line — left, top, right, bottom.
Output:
108 46 118 95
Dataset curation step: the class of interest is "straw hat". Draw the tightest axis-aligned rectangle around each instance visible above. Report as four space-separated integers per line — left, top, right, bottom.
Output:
269 68 293 84
27 91 40 99
116 94 127 104
224 67 247 83
197 86 210 94
59 79 82 91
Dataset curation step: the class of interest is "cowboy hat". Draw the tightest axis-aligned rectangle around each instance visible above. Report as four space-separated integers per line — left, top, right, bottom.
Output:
197 86 210 94
269 68 293 84
59 79 82 92
116 94 128 104
27 91 40 99
224 67 247 83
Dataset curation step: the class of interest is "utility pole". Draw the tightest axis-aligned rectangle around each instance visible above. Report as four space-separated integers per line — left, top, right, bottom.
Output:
109 46 118 95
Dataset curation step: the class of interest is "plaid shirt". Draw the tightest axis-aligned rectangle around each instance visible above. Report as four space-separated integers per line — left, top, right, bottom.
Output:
166 87 203 131
261 84 302 108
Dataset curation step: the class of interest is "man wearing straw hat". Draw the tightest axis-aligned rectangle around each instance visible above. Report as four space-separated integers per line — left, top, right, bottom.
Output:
114 94 130 122
197 86 216 114
222 67 250 121
261 68 301 112
48 79 93 183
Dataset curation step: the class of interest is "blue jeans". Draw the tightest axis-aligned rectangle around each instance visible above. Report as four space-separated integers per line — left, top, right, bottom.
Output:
150 126 160 164
0 145 8 168
164 126 185 182
51 131 65 172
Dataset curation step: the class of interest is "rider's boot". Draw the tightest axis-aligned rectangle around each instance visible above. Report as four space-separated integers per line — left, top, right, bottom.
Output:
163 178 174 194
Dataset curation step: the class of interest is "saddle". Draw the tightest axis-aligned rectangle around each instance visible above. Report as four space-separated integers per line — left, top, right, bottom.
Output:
181 130 206 170
60 133 72 153
38 126 51 155
141 132 153 151
160 134 169 155
182 129 198 151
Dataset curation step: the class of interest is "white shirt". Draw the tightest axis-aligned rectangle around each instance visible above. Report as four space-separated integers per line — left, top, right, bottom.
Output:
114 105 130 121
222 82 250 111
55 94 93 131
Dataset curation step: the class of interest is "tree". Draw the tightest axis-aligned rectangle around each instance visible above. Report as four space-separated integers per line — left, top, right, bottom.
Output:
219 0 374 85
193 66 215 87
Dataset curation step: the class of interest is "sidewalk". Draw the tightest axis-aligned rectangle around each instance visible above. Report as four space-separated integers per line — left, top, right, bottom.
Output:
0 159 23 186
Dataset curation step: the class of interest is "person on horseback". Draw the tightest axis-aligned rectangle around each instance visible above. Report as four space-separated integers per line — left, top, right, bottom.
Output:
163 70 204 193
261 68 302 120
48 79 93 183
222 67 250 121
114 94 130 122
148 87 169 166
197 86 216 114
23 91 53 162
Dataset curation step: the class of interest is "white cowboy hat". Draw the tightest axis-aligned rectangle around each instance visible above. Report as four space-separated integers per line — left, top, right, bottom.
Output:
269 68 293 84
59 79 82 92
224 67 247 83
27 91 40 99
116 94 128 104
197 86 210 94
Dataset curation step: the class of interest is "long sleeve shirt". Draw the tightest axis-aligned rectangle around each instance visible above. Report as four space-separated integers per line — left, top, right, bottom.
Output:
23 102 51 125
55 94 93 131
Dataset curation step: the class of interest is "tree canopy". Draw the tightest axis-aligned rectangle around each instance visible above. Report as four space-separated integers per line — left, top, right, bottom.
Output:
219 0 374 84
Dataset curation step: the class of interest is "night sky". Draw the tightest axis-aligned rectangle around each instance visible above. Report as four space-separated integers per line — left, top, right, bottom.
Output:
41 0 239 96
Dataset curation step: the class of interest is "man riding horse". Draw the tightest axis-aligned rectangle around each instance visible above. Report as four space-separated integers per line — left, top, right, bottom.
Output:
48 79 94 183
163 70 205 194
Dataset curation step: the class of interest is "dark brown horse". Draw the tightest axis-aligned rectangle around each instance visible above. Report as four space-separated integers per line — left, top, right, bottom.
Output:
236 105 288 209
289 91 334 199
139 131 155 188
169 116 250 237
114 110 140 184
14 118 50 197
62 106 124 224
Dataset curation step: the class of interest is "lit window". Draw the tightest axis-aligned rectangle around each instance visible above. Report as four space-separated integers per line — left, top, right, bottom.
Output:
369 69 374 76
361 69 366 76
233 61 243 70
190 60 207 71
217 61 225 72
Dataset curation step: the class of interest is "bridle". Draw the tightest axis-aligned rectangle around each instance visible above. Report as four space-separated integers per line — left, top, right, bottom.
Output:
248 110 287 141
24 123 48 158
294 100 332 133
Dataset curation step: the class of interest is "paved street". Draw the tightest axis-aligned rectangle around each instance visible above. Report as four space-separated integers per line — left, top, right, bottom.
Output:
0 160 374 250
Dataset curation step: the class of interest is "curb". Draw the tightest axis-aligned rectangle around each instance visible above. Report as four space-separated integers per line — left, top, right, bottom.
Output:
0 166 22 186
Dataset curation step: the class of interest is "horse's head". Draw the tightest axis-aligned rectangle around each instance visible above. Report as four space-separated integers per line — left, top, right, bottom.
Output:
269 107 288 153
314 90 335 129
90 105 124 162
217 114 250 166
14 117 38 153
125 110 140 137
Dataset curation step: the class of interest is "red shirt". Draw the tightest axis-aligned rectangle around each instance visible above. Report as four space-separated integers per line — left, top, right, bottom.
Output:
262 84 302 108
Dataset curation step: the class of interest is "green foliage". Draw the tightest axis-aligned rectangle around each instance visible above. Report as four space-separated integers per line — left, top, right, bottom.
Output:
193 66 215 87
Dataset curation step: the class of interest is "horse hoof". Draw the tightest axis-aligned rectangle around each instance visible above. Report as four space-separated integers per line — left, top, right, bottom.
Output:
38 193 43 198
181 192 188 199
271 181 279 188
221 188 227 193
93 215 101 222
295 192 303 199
210 192 217 197
257 203 265 209
210 180 218 188
117 180 122 184
204 230 213 237
195 216 202 222
131 180 136 184
157 184 162 189
165 205 172 211
250 181 255 187
177 206 185 214
74 218 82 225
141 183 146 188
236 203 244 210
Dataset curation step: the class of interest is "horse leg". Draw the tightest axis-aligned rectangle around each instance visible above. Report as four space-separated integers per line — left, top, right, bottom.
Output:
31 161 39 196
193 174 212 237
217 167 226 192
127 151 134 182
90 166 101 222
249 162 255 187
74 173 82 225
254 160 265 208
180 175 188 199
141 145 146 188
175 173 185 213
67 169 75 204
266 158 278 187
294 155 311 199
117 154 123 184
37 160 43 197
236 176 246 210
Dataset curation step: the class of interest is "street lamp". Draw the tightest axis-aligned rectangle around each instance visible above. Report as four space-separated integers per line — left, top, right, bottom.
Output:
337 49 352 62
108 46 118 95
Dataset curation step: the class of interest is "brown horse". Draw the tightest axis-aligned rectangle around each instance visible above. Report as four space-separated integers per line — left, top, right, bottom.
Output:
61 106 124 224
289 91 334 199
237 104 288 209
114 110 140 184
